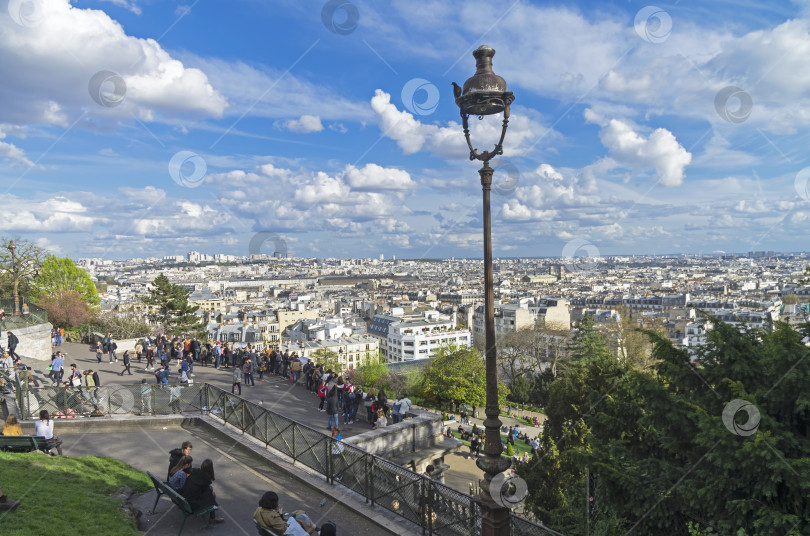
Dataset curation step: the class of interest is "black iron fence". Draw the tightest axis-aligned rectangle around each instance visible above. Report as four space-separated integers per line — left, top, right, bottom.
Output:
7 381 560 536
0 298 48 330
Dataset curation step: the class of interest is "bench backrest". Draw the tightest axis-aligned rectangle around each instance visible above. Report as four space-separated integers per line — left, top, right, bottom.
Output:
146 471 194 514
254 519 282 536
0 435 46 449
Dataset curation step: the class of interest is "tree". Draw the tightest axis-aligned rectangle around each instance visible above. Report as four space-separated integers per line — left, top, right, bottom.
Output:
310 348 342 374
36 290 94 328
420 344 486 409
508 374 531 405
602 306 663 370
0 237 45 312
519 318 810 535
32 255 100 305
140 274 204 336
497 327 571 382
353 352 388 388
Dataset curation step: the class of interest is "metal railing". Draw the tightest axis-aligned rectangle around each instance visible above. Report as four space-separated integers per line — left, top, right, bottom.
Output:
0 298 49 329
10 381 561 536
511 516 566 536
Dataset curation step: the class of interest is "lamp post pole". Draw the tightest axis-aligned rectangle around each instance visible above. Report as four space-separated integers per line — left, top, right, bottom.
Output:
7 240 20 316
453 45 514 536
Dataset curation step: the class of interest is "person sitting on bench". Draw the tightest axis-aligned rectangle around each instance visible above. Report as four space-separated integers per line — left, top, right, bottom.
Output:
181 459 224 524
2 415 22 436
168 455 193 492
34 410 62 456
253 491 318 535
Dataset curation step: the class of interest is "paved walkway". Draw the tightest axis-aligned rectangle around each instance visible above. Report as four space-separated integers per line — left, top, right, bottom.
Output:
58 421 401 535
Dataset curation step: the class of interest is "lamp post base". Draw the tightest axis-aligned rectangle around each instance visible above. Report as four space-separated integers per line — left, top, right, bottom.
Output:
477 493 512 536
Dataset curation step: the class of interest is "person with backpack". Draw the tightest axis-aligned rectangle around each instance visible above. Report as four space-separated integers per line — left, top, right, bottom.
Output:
348 387 362 425
156 365 169 388
398 393 412 422
364 388 376 424
342 381 354 424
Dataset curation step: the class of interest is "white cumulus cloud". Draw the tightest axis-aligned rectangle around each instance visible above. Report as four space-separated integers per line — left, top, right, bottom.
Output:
284 115 324 133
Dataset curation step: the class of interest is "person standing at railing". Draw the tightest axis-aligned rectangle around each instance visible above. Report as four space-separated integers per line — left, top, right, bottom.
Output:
232 364 242 395
140 379 153 415
242 358 255 387
326 377 339 432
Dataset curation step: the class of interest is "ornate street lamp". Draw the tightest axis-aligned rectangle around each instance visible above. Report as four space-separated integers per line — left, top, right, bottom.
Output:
6 240 20 316
453 45 514 536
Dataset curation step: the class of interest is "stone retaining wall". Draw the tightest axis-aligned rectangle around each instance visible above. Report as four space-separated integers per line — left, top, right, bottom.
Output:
343 408 444 457
2 321 53 362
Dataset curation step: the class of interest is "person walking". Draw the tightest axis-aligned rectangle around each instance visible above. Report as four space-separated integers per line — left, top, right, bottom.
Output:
6 332 20 361
95 342 103 364
232 365 242 395
108 339 118 363
145 346 155 370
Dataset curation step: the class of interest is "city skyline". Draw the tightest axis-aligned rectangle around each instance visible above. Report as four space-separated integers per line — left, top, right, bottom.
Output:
2 1 810 261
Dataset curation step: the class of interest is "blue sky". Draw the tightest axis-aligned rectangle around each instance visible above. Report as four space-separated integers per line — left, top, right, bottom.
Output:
2 0 810 260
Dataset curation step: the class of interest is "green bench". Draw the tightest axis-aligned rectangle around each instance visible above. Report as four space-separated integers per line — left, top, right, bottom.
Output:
0 435 50 453
254 519 282 536
146 471 219 536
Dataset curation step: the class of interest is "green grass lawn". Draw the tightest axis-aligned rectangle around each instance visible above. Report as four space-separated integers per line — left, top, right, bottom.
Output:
450 431 534 458
0 452 152 536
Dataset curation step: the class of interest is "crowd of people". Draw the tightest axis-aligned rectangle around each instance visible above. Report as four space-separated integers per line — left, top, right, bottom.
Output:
103 334 419 432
